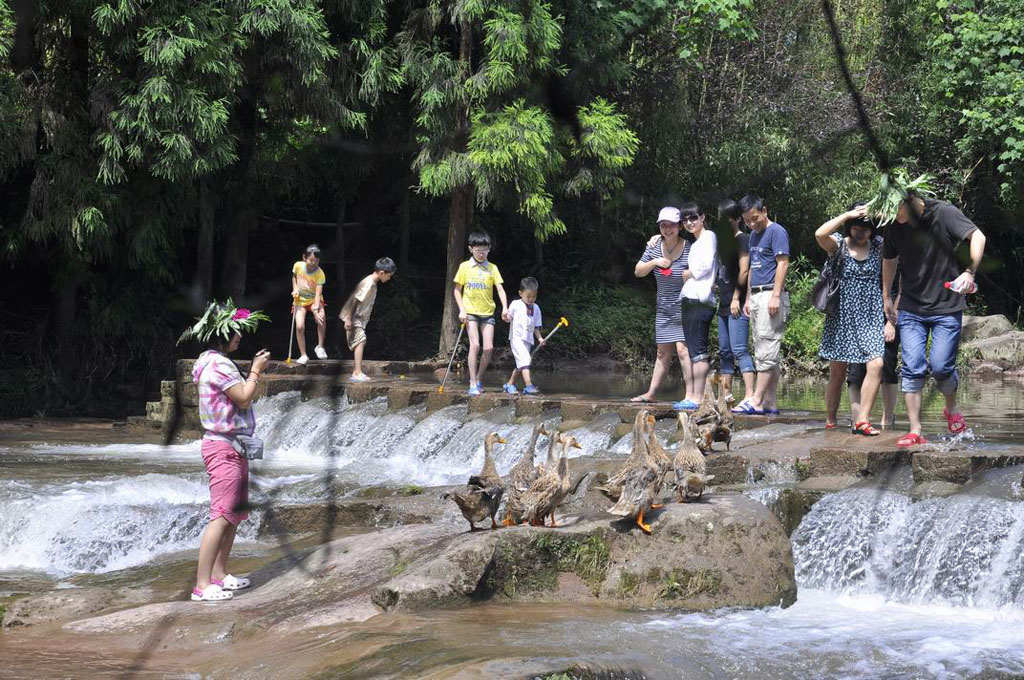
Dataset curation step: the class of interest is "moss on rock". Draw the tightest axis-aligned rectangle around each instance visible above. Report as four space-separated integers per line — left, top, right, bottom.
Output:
487 532 611 598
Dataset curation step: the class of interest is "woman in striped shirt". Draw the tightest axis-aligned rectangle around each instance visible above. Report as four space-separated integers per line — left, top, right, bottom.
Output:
631 206 694 403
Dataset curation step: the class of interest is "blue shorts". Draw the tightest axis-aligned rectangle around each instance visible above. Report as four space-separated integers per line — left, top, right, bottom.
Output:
467 314 495 326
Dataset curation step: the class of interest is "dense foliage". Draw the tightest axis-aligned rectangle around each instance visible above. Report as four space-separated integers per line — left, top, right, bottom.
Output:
0 0 1020 416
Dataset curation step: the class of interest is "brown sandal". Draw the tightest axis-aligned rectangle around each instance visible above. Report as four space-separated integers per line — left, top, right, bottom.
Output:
853 421 881 436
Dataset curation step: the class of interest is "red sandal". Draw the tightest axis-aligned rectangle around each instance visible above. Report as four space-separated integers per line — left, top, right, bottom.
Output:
853 421 881 436
897 432 928 447
943 408 967 434
825 423 837 430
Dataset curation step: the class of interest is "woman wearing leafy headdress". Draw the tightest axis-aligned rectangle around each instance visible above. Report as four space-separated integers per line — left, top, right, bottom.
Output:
179 300 270 602
874 170 987 447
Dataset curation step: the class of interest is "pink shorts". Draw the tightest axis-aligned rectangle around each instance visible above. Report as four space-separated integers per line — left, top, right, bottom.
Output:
201 438 250 525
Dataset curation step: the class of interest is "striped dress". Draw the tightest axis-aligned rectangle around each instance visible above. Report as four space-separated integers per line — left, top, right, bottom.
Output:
641 238 690 343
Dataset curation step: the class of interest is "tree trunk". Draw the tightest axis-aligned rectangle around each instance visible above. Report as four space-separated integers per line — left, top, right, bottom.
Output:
195 179 214 301
437 18 474 357
53 264 81 396
219 207 250 299
219 81 257 299
399 182 411 272
10 0 39 73
335 201 346 293
438 185 471 356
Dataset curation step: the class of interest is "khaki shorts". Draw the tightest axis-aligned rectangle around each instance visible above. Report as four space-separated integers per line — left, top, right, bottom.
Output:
749 290 790 371
346 326 367 350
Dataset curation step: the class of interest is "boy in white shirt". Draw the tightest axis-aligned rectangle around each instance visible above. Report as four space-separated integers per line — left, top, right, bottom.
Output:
503 277 546 395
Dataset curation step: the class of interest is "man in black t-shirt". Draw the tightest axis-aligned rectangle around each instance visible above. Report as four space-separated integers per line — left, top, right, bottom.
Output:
881 196 986 447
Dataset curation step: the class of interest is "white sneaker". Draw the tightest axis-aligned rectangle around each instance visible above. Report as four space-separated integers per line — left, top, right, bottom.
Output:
314 346 328 359
296 355 309 365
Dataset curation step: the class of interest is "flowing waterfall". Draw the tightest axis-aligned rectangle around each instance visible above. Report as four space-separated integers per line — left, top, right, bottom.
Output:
792 483 1024 607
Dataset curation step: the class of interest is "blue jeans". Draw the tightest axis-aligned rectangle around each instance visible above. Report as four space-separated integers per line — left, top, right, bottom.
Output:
897 310 962 394
718 312 755 375
681 301 716 362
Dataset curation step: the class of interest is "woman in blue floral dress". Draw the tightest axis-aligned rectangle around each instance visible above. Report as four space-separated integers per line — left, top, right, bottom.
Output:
815 203 891 435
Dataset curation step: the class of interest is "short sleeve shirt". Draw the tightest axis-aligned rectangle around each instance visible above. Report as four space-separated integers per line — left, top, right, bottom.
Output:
717 231 750 312
882 199 977 315
293 262 326 305
640 237 689 317
508 299 542 344
193 351 255 437
748 222 790 288
340 275 378 328
454 259 504 316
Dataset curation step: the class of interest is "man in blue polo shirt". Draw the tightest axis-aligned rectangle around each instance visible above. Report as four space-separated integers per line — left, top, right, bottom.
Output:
738 194 790 415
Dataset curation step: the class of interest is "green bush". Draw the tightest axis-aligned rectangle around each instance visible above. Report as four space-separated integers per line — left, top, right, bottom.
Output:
540 283 656 367
782 256 826 372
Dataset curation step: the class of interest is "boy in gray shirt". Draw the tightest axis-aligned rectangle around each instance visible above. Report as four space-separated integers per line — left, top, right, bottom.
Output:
339 258 397 382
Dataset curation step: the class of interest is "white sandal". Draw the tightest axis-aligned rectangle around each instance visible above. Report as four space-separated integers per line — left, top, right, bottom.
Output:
191 584 233 602
212 574 250 591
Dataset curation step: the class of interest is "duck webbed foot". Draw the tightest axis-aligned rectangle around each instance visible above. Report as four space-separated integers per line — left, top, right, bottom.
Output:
636 509 652 535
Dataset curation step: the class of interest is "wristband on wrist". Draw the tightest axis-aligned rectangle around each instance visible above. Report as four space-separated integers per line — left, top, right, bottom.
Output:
965 267 976 275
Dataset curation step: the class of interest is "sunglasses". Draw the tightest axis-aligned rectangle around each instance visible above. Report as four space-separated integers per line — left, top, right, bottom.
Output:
681 214 702 223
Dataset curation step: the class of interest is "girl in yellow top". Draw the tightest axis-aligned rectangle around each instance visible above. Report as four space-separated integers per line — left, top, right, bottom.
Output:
291 244 327 365
453 230 509 396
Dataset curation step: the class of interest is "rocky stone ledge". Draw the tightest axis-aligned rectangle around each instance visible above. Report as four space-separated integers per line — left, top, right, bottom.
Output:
373 494 796 613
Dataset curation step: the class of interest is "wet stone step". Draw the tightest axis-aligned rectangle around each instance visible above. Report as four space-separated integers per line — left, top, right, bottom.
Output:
175 357 442 380
912 450 1024 485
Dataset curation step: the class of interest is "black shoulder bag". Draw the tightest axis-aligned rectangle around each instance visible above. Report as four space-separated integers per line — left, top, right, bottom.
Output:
811 238 846 315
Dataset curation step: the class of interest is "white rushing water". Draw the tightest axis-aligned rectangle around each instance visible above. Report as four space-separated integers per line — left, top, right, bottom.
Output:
0 393 622 575
3 392 1024 677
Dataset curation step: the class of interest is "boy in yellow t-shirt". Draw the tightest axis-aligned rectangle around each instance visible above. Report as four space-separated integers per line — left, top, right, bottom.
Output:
453 230 509 396
291 244 327 365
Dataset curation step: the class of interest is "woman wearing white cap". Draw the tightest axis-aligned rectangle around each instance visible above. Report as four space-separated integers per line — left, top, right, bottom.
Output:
631 206 694 403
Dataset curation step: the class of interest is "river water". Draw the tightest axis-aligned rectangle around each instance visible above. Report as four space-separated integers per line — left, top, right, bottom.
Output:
1 375 1023 678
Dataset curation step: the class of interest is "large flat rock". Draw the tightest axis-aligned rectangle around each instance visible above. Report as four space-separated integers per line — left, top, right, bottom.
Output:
54 493 793 650
373 493 796 613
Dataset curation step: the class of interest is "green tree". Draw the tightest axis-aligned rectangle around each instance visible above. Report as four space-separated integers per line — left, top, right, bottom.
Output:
396 1 639 355
924 0 1024 208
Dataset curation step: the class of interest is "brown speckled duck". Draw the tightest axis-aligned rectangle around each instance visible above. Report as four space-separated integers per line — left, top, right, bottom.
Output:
673 412 714 502
443 432 506 531
503 424 547 526
597 409 650 502
521 434 582 527
468 432 506 490
693 377 721 453
711 375 734 451
608 416 671 534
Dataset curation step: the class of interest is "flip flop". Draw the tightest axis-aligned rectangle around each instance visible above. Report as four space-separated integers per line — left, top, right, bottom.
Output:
825 423 837 430
943 408 967 434
630 395 653 403
763 408 781 415
673 399 699 411
731 400 764 415
896 432 928 447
